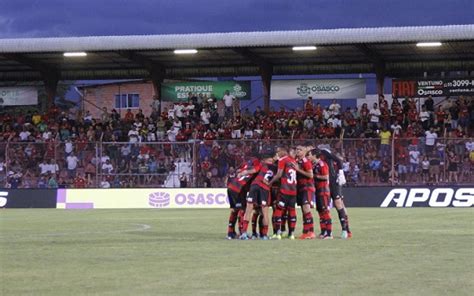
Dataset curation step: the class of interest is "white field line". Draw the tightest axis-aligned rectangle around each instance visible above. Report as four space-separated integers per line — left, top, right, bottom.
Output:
0 223 151 239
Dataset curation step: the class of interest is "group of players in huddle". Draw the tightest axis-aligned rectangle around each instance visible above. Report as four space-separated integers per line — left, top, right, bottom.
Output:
226 145 352 240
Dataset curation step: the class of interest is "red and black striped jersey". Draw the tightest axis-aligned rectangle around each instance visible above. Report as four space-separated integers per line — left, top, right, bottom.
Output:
297 157 315 192
227 157 261 193
252 162 277 191
313 159 330 193
278 156 297 196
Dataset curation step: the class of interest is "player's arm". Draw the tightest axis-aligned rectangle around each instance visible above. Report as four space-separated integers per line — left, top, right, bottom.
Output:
237 167 258 178
267 168 283 186
294 163 313 178
314 172 328 181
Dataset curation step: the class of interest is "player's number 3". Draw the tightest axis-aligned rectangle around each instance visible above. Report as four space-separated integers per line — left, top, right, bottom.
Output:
287 169 297 184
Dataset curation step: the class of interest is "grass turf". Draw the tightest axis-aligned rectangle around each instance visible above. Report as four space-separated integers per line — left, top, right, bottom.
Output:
0 208 473 296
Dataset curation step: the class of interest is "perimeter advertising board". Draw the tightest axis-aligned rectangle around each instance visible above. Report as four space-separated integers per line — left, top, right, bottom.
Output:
392 78 474 98
161 81 251 101
52 187 473 209
0 189 57 208
270 79 366 100
56 188 229 209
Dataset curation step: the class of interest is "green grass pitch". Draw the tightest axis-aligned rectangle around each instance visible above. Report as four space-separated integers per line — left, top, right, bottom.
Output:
1 208 473 296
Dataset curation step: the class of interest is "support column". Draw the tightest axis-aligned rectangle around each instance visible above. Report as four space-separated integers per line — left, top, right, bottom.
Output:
43 76 58 109
375 63 385 97
151 69 165 114
259 65 273 114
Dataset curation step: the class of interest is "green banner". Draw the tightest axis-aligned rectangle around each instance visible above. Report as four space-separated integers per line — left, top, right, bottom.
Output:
161 81 251 102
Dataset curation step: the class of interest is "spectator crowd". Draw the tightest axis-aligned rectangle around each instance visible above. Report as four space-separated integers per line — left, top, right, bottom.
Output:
0 90 473 189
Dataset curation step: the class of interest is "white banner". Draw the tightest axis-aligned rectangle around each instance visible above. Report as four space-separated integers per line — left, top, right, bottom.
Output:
271 79 366 100
0 87 38 106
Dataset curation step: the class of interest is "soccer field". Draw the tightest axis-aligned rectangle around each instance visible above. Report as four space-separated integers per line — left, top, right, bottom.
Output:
1 208 473 296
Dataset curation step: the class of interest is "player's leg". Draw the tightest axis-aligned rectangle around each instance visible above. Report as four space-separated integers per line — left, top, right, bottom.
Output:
299 191 316 239
259 188 271 240
321 193 333 239
271 198 286 240
331 183 351 238
251 208 260 239
226 189 238 239
240 186 257 239
287 195 297 240
260 205 270 239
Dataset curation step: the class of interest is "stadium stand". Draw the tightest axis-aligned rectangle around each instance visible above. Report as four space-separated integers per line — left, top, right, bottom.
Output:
0 93 473 188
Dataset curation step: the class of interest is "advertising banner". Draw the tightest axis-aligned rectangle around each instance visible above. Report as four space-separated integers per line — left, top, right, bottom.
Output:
270 79 366 100
56 188 229 209
343 186 473 208
392 78 474 98
161 81 251 102
0 189 57 208
54 186 473 209
0 87 38 106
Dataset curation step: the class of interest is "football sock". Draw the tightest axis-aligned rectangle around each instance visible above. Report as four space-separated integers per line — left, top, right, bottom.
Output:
227 210 237 234
288 207 297 235
303 211 314 234
251 211 258 234
337 208 348 231
323 211 332 236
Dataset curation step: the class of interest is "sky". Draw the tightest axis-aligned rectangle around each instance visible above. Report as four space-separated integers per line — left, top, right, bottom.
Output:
0 0 473 38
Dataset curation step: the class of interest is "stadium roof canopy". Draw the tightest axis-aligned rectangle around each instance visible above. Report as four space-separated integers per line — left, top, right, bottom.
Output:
0 24 473 81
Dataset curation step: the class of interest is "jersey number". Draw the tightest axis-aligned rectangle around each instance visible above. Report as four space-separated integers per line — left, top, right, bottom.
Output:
287 169 297 184
264 170 274 181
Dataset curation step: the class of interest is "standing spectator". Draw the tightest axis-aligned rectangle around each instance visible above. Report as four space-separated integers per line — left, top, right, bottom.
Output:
419 105 431 130
425 127 438 155
391 120 402 137
448 101 459 130
329 99 341 116
429 153 441 185
435 105 447 131
379 127 391 158
179 173 188 188
151 95 161 112
370 155 382 183
421 156 430 183
203 171 212 188
369 103 381 130
66 152 79 178
447 151 459 183
409 147 421 182
200 108 211 128
38 159 49 176
222 90 235 119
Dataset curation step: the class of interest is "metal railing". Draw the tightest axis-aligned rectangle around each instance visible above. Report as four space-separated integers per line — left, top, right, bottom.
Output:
2 137 473 188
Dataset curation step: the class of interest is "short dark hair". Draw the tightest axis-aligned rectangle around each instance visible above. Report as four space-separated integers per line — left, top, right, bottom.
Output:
308 148 322 157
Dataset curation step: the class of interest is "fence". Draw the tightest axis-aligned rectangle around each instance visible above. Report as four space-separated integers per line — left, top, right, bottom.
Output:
2 137 473 188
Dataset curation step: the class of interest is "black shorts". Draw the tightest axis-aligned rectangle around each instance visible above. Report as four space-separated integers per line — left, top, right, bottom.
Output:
247 185 271 207
329 182 343 200
296 190 315 207
276 194 296 208
227 189 245 209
